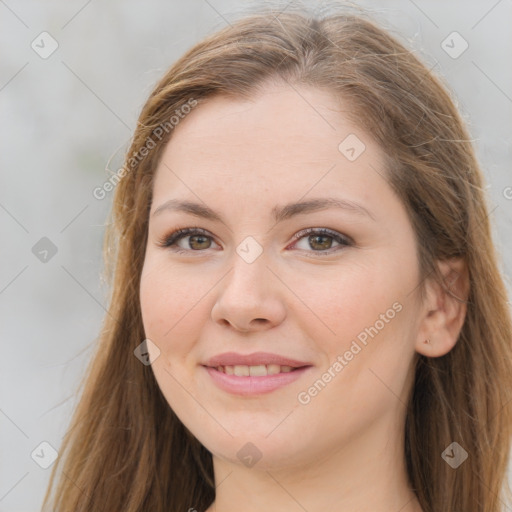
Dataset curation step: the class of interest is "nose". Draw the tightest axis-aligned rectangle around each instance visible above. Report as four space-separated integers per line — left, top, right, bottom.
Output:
210 249 286 333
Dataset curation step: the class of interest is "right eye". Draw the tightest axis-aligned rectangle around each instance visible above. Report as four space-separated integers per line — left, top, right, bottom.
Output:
157 227 219 253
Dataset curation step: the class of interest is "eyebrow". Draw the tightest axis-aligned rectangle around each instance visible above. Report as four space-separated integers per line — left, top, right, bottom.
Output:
152 197 376 223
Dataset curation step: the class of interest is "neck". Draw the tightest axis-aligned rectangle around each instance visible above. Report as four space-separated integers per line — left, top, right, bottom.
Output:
205 412 422 512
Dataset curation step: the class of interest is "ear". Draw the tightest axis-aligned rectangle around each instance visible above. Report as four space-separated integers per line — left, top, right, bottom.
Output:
415 258 469 357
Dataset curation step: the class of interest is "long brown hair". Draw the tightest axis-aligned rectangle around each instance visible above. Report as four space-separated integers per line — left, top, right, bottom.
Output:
42 4 512 511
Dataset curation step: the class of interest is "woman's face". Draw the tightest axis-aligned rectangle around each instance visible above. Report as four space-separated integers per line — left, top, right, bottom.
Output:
140 83 424 470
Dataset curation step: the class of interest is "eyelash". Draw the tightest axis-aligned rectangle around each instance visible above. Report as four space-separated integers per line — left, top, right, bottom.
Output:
156 226 353 256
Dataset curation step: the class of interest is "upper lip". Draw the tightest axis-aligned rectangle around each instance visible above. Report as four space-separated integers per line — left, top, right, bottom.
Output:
203 352 311 368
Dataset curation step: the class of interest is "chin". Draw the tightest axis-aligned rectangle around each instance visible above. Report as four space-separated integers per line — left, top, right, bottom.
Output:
188 417 321 471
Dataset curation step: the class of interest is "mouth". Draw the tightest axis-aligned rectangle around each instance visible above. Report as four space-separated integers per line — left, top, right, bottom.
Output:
203 351 311 369
201 353 313 395
209 364 302 376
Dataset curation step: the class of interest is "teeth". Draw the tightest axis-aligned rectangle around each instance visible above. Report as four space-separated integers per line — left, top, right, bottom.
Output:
249 365 267 377
234 365 250 377
267 364 281 375
217 364 297 376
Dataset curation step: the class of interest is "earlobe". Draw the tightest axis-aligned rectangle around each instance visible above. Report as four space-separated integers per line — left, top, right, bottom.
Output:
415 258 469 358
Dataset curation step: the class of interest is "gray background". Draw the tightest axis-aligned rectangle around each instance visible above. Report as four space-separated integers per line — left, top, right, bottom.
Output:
1 1 511 511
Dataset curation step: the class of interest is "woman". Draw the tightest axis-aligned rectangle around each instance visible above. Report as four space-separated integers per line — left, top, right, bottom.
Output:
42 4 512 512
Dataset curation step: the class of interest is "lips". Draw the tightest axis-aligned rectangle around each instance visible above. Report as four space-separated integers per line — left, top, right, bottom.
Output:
201 352 313 395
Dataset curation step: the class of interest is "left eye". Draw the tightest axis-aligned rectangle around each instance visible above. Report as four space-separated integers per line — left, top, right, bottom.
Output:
291 228 352 253
157 227 352 254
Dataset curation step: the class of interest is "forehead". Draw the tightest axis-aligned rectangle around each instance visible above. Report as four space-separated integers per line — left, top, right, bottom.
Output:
151 84 387 210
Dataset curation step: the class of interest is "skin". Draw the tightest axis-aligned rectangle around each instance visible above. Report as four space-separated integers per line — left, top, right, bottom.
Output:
139 82 467 512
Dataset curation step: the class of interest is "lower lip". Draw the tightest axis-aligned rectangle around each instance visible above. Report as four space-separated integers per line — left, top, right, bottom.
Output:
203 366 311 396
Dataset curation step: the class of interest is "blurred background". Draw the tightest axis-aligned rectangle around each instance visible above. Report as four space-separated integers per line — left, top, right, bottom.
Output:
1 1 511 510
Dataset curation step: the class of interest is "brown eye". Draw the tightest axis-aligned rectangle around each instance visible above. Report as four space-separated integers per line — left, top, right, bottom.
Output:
186 234 212 250
307 234 335 251
291 228 352 254
158 227 217 253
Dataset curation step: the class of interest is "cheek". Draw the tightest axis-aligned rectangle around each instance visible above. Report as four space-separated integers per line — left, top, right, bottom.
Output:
139 259 195 353
139 259 204 420
295 254 416 389
294 260 397 348
139 256 221 371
